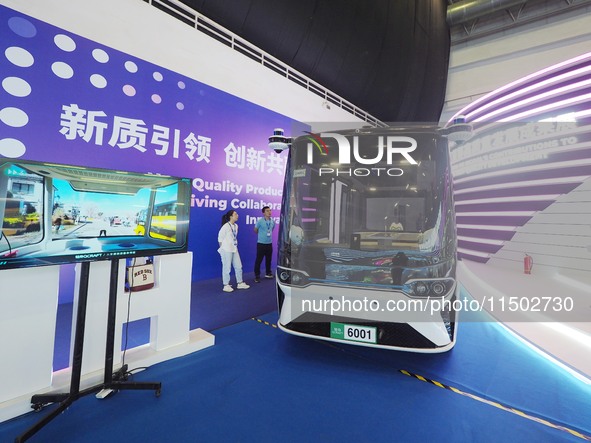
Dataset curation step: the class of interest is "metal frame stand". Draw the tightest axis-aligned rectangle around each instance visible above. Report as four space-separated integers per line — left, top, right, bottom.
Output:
16 260 161 442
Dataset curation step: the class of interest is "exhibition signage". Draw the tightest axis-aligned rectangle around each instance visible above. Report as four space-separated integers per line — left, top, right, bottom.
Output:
0 5 295 279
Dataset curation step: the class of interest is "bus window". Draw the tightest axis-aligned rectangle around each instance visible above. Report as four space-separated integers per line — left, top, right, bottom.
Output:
147 183 179 242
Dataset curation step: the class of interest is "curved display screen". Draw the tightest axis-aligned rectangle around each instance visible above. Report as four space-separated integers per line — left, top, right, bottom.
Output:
0 160 190 270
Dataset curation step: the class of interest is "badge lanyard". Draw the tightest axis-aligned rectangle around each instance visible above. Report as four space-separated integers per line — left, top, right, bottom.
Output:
266 220 272 237
230 223 237 245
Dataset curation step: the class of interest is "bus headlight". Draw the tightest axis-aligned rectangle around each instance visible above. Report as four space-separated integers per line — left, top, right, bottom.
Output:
277 267 309 286
279 270 290 282
415 282 429 296
403 278 455 298
431 282 446 296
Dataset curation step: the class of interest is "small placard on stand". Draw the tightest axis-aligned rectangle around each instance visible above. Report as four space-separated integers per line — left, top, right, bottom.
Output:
126 262 155 291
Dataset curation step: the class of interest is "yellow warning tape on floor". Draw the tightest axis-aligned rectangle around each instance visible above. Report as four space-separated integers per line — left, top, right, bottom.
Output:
251 317 278 328
399 369 591 441
246 320 589 439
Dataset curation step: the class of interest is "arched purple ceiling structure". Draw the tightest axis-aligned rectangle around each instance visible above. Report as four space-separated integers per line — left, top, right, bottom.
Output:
447 52 591 263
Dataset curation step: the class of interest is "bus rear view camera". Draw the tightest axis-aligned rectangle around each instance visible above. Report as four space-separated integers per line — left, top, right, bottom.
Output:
0 160 190 270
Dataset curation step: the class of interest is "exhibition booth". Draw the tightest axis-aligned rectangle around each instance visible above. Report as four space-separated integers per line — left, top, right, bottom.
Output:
1 0 591 442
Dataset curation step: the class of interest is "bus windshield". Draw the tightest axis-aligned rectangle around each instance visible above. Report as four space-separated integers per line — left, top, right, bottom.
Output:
279 130 456 287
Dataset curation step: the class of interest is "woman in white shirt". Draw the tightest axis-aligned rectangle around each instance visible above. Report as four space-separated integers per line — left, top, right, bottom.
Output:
218 210 250 292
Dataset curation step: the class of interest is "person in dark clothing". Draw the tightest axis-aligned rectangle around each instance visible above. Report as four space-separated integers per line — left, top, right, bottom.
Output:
391 251 408 286
253 206 275 282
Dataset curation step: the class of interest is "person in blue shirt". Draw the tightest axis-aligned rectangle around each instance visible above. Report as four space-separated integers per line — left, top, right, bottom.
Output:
253 206 275 283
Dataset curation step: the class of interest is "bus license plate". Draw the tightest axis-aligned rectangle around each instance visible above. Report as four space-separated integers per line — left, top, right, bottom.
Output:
330 322 377 344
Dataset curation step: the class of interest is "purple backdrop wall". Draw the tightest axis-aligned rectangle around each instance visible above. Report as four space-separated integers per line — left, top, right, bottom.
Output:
0 5 298 284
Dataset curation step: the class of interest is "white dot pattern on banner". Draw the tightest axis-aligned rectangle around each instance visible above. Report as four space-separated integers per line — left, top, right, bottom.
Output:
54 34 76 52
0 138 27 158
52 62 74 79
92 48 109 63
0 15 188 163
90 74 107 89
8 17 37 38
1 18 37 158
123 84 136 96
125 61 138 73
0 107 29 127
5 47 34 68
2 77 32 97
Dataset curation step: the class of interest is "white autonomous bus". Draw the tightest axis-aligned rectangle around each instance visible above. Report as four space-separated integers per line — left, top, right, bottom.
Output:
268 124 469 352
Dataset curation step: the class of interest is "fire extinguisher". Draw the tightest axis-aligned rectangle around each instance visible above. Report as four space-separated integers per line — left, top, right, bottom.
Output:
524 253 533 274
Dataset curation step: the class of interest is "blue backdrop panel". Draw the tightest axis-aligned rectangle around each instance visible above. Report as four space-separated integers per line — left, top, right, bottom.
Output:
0 5 298 281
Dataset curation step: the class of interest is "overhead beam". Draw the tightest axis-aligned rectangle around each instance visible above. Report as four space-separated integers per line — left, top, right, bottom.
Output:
447 0 528 26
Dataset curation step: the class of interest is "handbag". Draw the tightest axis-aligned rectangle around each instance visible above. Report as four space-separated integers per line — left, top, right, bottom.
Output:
126 262 155 291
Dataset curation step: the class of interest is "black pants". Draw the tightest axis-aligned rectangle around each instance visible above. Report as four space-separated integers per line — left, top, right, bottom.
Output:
254 243 273 277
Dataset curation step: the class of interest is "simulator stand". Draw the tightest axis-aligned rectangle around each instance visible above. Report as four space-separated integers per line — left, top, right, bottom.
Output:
16 260 161 442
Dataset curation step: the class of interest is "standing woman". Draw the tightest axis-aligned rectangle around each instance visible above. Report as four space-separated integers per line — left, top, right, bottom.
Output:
218 210 250 292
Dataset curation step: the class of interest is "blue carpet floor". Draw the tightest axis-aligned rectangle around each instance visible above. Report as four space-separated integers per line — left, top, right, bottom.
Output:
4 306 591 442
52 272 276 371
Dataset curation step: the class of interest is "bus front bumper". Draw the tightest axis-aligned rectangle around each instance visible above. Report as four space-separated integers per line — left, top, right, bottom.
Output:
276 281 457 352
